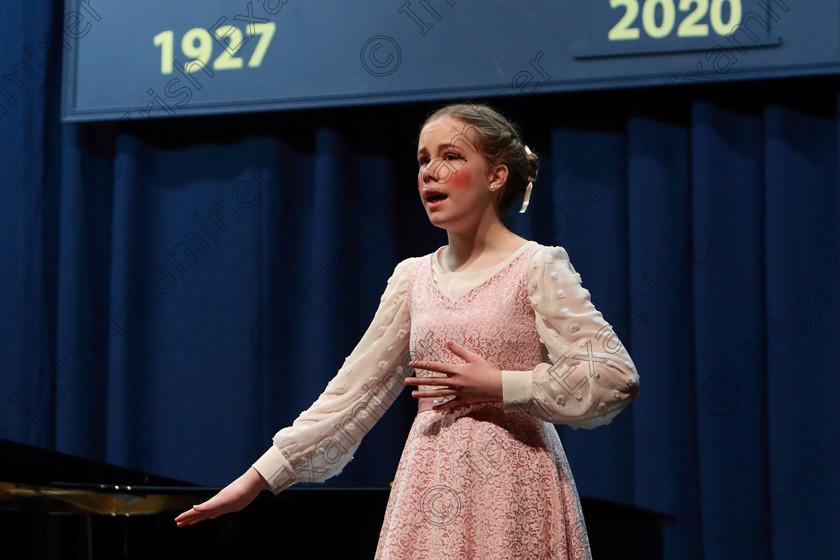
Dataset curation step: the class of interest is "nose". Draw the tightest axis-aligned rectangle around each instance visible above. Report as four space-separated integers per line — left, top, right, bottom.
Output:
421 157 453 184
420 161 435 183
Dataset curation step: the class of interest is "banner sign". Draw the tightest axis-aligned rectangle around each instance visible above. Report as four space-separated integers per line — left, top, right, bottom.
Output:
58 0 840 121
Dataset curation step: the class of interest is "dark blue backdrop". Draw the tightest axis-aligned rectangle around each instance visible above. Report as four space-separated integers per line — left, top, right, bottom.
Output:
2 2 840 559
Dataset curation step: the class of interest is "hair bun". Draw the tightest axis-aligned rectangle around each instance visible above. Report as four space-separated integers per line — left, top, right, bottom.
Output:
524 145 539 182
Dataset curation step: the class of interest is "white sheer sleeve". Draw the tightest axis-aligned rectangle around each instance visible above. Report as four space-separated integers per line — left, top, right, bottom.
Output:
500 246 639 429
252 257 416 494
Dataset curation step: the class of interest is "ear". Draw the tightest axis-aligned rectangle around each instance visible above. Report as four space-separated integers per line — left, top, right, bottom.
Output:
487 163 509 189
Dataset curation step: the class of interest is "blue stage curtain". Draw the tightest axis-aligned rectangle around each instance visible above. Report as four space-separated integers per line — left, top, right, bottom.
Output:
1 2 839 559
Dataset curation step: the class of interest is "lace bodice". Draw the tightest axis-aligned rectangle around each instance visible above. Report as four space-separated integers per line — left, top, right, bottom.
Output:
409 242 547 399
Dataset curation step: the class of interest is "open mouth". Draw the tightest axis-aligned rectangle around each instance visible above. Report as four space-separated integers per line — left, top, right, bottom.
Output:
424 190 448 205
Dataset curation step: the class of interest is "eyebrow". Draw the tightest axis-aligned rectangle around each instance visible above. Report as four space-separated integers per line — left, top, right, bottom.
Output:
417 143 462 155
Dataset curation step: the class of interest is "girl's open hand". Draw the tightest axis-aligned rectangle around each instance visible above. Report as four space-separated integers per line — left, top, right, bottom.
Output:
404 341 503 410
175 467 268 527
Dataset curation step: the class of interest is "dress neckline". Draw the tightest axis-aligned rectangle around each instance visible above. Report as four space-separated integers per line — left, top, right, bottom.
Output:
428 241 539 302
433 240 537 276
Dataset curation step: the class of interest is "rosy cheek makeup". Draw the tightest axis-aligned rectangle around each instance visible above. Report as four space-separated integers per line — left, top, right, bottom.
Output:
448 166 471 188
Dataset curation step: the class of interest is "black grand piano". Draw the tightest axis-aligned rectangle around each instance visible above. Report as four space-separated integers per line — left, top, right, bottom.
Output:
0 438 673 559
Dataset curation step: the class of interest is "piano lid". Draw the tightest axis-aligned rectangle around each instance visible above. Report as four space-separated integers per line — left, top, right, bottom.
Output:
0 437 189 487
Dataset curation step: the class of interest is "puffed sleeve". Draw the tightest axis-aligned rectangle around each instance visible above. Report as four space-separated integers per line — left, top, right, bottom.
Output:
252 257 416 494
500 246 639 429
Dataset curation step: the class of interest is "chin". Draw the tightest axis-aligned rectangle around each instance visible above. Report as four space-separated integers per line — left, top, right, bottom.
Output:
426 211 472 234
425 213 450 230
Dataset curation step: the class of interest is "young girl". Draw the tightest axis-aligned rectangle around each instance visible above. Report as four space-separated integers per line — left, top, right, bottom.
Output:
176 103 640 559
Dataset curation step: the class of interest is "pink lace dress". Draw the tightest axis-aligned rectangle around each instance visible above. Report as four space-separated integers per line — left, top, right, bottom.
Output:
252 241 639 560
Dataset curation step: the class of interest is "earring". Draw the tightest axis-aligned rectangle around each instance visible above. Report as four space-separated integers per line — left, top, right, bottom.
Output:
490 184 497 191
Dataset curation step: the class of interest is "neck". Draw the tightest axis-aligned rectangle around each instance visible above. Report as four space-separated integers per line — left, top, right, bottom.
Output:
444 210 523 268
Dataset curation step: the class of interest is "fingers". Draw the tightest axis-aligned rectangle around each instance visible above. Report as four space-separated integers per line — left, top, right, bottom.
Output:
409 342 483 373
408 358 455 376
176 497 232 526
404 375 456 399
409 387 456 399
445 340 479 361
175 505 211 527
404 341 489 402
176 497 224 524
404 376 452 386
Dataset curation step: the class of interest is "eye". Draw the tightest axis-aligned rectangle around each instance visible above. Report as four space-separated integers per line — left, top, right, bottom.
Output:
418 156 430 167
445 153 464 162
